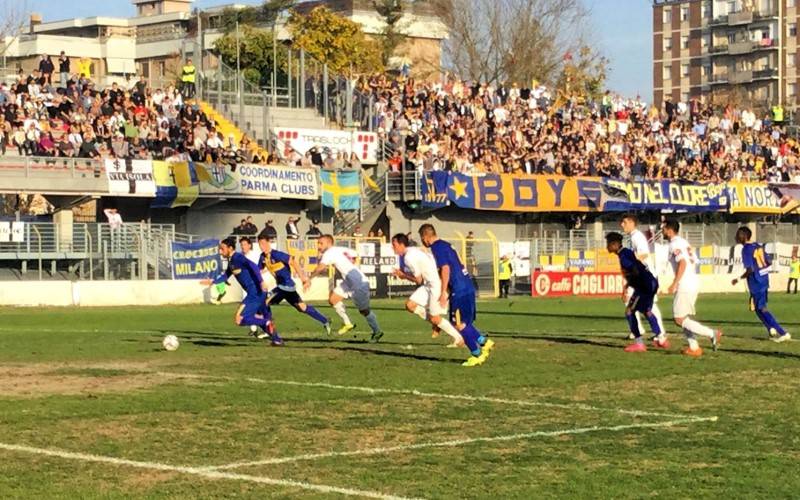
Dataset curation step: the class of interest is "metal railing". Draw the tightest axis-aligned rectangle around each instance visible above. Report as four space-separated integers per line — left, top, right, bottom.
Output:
385 170 421 201
0 156 104 179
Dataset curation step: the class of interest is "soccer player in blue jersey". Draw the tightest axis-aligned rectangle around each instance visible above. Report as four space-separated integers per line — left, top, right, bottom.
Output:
732 227 791 343
205 237 283 346
606 232 665 352
418 224 494 367
256 234 331 335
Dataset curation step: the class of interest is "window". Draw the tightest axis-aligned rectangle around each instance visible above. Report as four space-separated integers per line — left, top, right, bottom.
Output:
664 37 673 51
702 34 711 48
664 64 672 80
702 1 712 18
664 8 672 24
790 53 797 68
703 64 712 77
790 23 798 37
158 61 165 77
789 0 797 8
681 92 690 102
728 33 736 44
790 83 797 98
681 35 690 49
681 6 690 21
682 63 690 77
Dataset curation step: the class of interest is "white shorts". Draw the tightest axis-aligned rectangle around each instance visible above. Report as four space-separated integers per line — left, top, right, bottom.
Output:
673 289 698 318
409 285 446 317
333 280 371 311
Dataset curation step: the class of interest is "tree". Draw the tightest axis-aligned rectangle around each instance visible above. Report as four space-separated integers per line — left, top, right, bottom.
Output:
0 0 30 66
373 0 405 67
428 0 590 86
557 46 609 102
213 25 287 86
217 0 296 33
288 7 383 76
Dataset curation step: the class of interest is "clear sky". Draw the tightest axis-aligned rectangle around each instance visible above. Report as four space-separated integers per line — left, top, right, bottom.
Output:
30 0 653 100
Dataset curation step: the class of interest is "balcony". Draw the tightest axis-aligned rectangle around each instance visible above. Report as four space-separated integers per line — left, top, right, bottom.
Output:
753 68 778 80
710 38 777 56
728 10 754 25
729 70 754 84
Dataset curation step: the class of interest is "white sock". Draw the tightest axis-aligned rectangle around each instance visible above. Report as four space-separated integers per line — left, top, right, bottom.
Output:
684 329 700 350
437 319 463 343
683 318 714 339
412 304 427 320
333 302 351 326
634 311 645 334
651 304 666 335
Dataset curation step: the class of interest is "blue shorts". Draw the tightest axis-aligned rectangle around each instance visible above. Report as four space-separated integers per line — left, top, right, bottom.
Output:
628 289 656 314
241 293 270 319
269 288 303 307
449 291 476 326
750 291 768 311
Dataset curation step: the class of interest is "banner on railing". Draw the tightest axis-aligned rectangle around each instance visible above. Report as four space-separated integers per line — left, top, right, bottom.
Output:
171 239 222 279
238 164 319 200
446 173 623 212
421 171 450 209
195 163 242 195
727 181 782 213
104 159 156 196
152 161 199 208
321 170 360 210
273 128 379 164
602 179 728 212
287 239 319 274
11 222 24 243
0 222 9 242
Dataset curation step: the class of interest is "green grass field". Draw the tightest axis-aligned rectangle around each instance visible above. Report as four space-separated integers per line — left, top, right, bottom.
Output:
0 293 798 499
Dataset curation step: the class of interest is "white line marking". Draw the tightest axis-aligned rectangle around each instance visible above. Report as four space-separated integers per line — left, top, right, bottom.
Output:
0 442 422 500
158 371 699 419
203 416 718 471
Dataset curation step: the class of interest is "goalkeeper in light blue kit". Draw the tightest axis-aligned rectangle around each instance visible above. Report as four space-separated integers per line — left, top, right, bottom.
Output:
205 237 283 346
732 227 791 343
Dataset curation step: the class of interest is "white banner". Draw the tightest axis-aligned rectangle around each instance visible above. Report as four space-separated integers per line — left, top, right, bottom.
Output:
104 159 156 196
0 222 9 242
237 164 319 200
11 221 24 242
274 127 379 164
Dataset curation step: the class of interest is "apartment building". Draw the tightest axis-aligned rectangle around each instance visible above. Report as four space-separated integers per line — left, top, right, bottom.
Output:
653 0 800 110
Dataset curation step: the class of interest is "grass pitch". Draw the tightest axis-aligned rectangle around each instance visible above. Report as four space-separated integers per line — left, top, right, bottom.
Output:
0 293 798 499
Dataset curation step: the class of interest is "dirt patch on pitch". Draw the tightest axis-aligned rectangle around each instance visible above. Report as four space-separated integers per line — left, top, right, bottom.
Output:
0 362 186 398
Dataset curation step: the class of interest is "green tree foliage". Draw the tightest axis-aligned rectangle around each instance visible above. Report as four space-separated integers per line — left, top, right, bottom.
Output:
213 25 288 86
372 0 405 66
288 7 383 76
218 0 296 33
558 46 609 102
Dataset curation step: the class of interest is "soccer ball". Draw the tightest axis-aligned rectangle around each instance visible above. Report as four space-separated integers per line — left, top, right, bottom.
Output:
162 335 180 351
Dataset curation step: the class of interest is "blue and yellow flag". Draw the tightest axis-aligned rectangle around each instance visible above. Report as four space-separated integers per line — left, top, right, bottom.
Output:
321 170 360 210
152 161 199 208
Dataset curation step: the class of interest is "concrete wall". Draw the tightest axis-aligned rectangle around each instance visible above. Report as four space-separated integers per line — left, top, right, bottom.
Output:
0 276 330 307
385 202 517 241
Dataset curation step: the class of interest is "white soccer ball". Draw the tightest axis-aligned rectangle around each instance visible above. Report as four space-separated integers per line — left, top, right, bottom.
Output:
162 335 180 351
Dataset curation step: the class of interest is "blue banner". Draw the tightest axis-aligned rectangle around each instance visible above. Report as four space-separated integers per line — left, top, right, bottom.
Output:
171 239 222 279
602 179 728 212
421 171 450 209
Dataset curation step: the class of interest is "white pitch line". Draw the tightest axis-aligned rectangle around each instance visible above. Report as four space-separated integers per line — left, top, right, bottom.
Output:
0 442 422 500
203 416 718 472
158 371 699 420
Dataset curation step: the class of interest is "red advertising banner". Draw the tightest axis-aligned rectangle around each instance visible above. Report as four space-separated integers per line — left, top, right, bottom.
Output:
531 271 625 298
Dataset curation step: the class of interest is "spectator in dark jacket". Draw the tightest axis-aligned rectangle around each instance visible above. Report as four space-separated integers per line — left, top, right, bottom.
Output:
58 52 70 88
39 55 55 86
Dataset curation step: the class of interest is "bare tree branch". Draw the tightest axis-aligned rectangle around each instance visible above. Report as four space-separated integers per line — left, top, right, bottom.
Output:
0 0 30 61
429 0 591 85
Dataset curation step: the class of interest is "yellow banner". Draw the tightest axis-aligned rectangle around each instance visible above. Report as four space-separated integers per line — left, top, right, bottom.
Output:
726 181 782 214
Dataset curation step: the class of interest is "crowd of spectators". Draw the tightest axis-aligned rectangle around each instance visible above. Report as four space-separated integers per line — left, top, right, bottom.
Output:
5 55 800 184
357 74 800 183
0 57 270 165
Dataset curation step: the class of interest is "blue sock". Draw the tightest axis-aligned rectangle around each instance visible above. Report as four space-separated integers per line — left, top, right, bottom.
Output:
646 313 662 336
460 324 481 355
304 305 328 325
757 309 786 335
626 313 641 339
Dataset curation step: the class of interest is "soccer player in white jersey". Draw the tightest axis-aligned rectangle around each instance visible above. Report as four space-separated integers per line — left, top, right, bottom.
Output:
620 214 667 347
390 233 464 348
304 235 383 343
662 220 722 357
